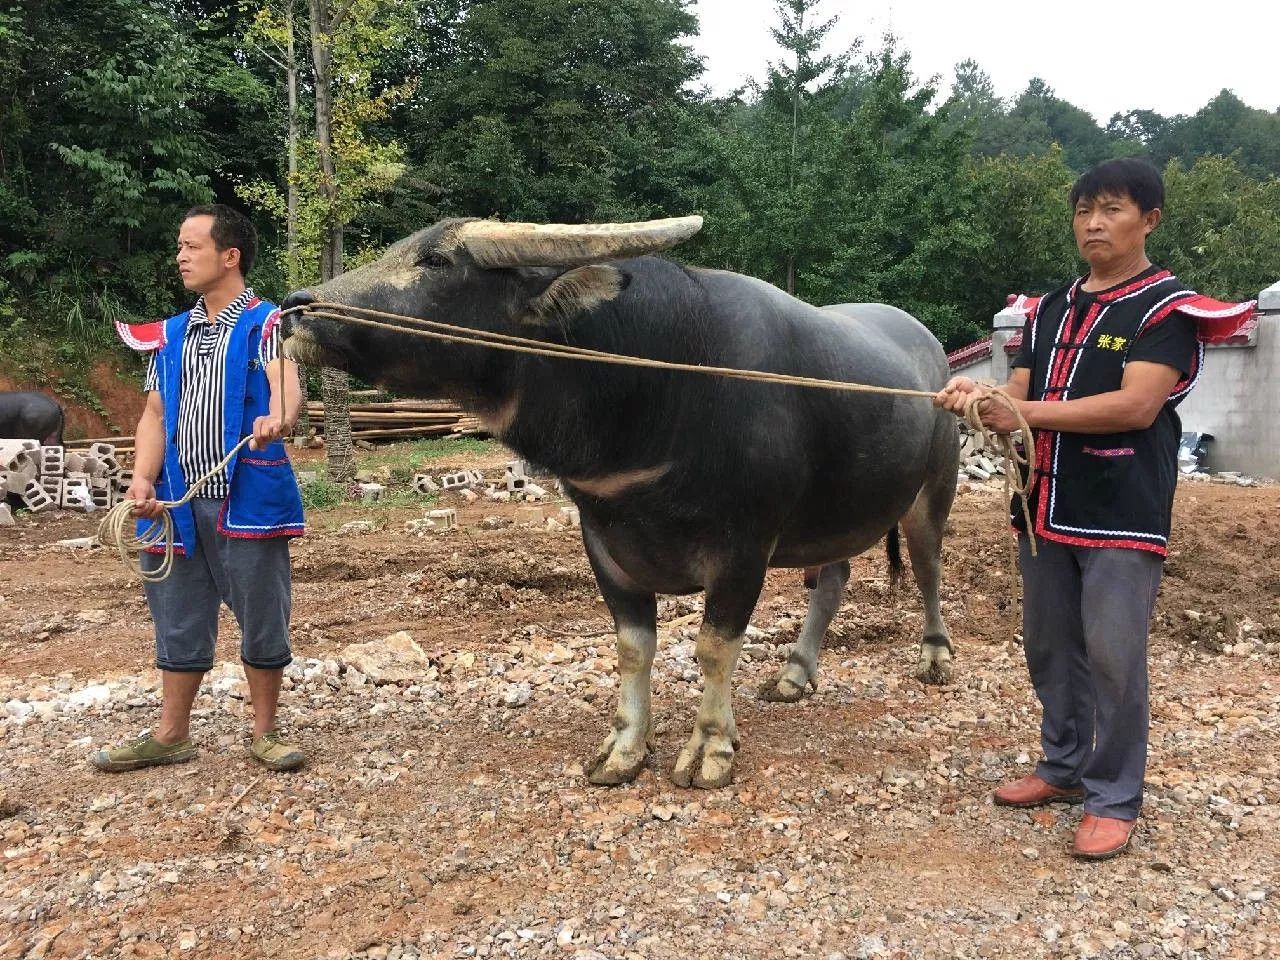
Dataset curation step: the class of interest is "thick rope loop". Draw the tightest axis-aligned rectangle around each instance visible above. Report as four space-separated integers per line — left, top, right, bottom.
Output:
96 435 255 582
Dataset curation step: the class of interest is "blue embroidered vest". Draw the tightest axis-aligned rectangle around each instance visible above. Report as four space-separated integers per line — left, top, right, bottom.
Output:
140 298 305 554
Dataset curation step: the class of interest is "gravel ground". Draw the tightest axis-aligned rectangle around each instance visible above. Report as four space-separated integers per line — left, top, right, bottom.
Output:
1 450 1277 960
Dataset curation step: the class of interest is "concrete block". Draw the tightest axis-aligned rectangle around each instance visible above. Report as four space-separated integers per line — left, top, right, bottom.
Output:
39 445 65 477
61 476 91 509
505 461 529 493
20 479 56 512
88 444 122 478
0 502 13 526
404 518 436 535
559 506 580 528
516 505 545 527
440 471 470 490
0 442 37 476
357 482 385 502
64 452 86 474
964 465 992 481
412 473 440 494
426 508 457 530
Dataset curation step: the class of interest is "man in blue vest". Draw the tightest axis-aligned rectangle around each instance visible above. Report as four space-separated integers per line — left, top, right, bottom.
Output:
936 158 1220 859
93 204 307 773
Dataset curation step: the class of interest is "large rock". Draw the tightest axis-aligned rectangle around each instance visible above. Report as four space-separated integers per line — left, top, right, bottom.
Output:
339 631 434 684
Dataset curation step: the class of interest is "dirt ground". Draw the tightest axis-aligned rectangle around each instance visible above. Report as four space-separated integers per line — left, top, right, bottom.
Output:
0 445 1277 960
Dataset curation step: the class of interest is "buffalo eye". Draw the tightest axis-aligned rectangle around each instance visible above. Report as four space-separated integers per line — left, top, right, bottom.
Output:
419 251 451 270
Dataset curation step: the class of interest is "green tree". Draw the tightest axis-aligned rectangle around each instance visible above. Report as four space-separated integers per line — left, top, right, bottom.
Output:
1151 155 1280 301
383 0 705 229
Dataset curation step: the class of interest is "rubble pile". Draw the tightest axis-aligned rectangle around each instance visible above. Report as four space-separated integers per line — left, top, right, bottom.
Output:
0 439 130 517
956 422 1010 483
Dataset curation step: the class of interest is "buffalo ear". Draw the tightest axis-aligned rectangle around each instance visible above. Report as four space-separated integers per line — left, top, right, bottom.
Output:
521 264 627 326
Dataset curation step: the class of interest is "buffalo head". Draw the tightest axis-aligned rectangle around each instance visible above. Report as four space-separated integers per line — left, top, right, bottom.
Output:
281 216 702 399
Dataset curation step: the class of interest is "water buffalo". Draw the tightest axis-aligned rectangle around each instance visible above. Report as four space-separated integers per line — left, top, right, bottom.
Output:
283 216 959 788
0 391 64 445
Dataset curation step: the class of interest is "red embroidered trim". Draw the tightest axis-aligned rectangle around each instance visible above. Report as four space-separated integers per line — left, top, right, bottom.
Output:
1033 524 1168 557
261 307 281 343
1170 345 1201 399
216 497 305 540
1136 294 1200 336
220 525 306 540
1082 446 1135 457
239 456 290 466
1097 269 1172 303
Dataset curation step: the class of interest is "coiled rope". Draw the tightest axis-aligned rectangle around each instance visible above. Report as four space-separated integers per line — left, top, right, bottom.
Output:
96 435 255 582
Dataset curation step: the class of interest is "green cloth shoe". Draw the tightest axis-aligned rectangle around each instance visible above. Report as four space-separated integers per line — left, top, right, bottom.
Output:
91 732 195 772
251 730 305 771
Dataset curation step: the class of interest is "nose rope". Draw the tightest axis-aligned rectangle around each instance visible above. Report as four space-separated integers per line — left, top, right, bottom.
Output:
282 302 1037 555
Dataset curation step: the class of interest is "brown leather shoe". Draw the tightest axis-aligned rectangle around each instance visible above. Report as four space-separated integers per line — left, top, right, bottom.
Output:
992 774 1084 808
1071 814 1136 860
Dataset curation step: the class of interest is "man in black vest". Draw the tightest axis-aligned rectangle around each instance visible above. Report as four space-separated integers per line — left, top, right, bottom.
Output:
935 158 1203 860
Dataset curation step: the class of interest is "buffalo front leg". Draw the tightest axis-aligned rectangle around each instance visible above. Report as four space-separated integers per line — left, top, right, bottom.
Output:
582 530 657 785
672 564 767 789
901 476 956 685
759 560 850 702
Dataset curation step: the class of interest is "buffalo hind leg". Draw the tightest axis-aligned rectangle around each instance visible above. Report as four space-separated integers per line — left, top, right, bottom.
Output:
582 531 658 785
672 562 768 789
901 479 956 685
758 560 850 702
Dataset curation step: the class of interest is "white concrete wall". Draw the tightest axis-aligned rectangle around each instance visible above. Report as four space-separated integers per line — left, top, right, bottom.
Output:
951 355 993 382
1176 282 1280 479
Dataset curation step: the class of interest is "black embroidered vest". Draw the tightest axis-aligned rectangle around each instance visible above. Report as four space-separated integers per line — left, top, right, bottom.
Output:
1012 268 1203 555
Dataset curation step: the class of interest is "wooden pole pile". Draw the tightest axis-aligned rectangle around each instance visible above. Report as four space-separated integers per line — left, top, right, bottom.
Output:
303 399 484 439
71 400 486 452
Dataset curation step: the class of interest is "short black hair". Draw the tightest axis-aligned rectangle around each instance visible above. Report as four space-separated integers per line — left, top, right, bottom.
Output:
184 203 258 275
1069 158 1164 213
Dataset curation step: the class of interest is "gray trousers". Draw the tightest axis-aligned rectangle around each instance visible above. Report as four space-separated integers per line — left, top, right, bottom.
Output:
142 497 293 673
1019 534 1163 820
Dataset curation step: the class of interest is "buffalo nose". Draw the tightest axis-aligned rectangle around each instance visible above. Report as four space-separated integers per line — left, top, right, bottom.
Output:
280 290 315 336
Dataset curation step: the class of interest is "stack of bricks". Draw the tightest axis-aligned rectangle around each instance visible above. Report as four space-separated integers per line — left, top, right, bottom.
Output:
0 439 131 513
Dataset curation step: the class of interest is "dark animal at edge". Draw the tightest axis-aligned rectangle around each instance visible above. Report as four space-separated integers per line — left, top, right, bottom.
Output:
282 216 959 789
0 391 65 446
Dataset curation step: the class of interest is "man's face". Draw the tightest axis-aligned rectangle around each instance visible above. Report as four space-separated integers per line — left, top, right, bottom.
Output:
1072 191 1160 270
176 215 238 293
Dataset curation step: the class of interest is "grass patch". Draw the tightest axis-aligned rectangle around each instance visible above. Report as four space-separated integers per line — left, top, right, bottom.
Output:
299 477 345 511
362 437 498 474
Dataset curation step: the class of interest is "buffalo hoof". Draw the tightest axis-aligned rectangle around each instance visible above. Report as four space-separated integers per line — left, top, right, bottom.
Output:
585 725 650 786
671 730 737 789
914 641 954 685
757 673 810 703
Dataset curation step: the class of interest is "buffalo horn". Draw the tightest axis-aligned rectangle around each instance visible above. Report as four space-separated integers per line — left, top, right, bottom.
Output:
456 215 703 267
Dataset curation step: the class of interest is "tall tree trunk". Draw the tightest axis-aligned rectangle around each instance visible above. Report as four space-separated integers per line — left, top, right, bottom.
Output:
786 15 800 296
285 0 311 444
309 0 354 482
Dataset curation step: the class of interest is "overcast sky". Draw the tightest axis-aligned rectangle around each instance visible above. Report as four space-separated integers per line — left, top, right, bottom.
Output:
688 0 1279 123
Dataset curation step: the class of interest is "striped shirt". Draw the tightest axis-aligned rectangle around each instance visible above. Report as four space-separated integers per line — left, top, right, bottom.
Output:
144 288 281 499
